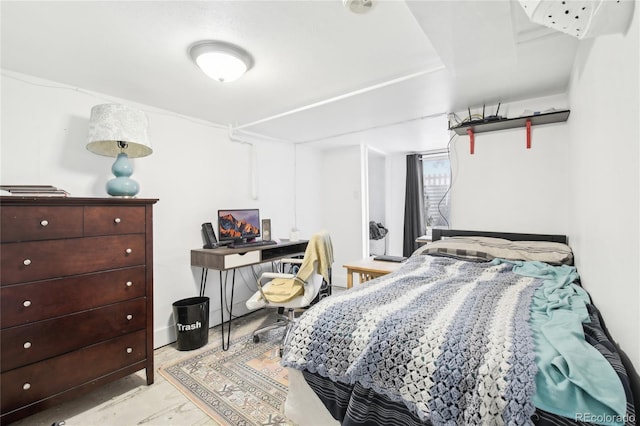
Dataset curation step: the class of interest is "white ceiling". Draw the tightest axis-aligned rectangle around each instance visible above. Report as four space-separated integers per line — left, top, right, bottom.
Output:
1 0 579 153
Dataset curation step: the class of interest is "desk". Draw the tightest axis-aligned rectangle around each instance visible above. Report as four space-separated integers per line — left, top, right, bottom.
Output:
191 240 307 350
343 257 403 289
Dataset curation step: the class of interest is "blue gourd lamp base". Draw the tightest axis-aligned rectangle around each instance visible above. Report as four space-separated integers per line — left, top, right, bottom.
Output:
107 152 140 197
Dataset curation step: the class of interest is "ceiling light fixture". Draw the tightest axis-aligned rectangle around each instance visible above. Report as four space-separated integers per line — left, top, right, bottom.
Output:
189 41 253 83
343 0 375 14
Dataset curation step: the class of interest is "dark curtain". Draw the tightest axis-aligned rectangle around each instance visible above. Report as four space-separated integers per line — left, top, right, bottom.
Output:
403 154 425 257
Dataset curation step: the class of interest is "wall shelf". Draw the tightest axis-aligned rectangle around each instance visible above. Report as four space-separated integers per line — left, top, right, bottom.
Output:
448 109 570 154
449 109 570 135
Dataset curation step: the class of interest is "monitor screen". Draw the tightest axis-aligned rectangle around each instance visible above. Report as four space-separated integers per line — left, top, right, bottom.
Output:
217 209 261 242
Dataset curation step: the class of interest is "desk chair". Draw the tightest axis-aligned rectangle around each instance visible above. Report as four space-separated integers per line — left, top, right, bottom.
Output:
245 231 333 353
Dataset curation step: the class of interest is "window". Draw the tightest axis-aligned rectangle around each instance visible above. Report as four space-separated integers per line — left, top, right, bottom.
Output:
422 151 451 230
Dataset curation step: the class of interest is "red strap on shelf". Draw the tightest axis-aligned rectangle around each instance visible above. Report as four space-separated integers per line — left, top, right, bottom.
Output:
526 119 532 149
467 129 475 155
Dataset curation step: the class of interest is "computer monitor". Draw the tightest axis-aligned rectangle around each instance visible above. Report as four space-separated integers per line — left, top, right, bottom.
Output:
217 209 261 243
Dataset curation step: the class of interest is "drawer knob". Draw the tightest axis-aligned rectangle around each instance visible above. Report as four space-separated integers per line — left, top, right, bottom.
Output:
40 219 49 227
23 383 31 390
126 347 133 354
24 342 32 349
114 217 121 224
23 300 32 307
126 281 133 287
126 314 133 320
125 248 132 254
23 259 32 266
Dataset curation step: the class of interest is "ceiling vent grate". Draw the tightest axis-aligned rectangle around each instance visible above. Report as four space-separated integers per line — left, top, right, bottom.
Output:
519 0 635 39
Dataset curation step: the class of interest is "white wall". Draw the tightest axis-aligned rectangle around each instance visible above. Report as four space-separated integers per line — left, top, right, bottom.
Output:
0 71 323 348
449 95 571 234
566 7 639 382
367 150 386 225
293 144 325 239
322 145 367 286
385 154 407 256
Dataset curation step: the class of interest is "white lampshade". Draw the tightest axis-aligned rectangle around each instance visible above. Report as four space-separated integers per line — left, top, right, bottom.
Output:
86 104 152 197
87 104 152 157
519 0 635 39
189 41 253 83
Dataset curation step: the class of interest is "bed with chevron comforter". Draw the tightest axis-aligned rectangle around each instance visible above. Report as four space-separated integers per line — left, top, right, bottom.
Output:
281 235 636 426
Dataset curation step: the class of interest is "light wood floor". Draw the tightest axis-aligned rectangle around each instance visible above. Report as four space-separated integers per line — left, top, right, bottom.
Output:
9 309 273 426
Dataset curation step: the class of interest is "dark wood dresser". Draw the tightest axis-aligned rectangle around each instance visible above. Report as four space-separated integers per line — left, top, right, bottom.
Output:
0 196 157 424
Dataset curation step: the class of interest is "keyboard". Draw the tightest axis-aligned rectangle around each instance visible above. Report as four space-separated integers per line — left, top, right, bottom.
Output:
229 240 277 249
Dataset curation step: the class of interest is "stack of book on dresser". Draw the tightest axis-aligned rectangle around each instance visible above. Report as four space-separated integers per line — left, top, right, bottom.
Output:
1 185 70 197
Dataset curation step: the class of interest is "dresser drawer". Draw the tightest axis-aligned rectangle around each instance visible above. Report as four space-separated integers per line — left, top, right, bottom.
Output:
1 329 146 415
1 235 146 285
84 206 145 236
1 298 146 372
1 267 146 328
1 206 83 243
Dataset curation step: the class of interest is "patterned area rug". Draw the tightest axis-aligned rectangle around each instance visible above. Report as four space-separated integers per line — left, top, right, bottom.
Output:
159 326 294 426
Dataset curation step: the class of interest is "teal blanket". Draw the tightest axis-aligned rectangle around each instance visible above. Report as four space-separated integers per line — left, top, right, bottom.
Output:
494 259 626 425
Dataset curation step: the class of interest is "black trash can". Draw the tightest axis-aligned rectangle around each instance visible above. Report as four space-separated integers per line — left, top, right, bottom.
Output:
172 296 209 351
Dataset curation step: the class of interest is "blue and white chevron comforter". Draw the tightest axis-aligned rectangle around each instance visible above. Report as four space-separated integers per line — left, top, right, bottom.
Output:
282 253 632 425
282 254 542 424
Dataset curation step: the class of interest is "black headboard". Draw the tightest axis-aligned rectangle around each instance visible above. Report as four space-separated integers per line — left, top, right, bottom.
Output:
431 229 568 245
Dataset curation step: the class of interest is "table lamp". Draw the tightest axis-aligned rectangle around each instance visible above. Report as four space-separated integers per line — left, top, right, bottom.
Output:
86 104 152 197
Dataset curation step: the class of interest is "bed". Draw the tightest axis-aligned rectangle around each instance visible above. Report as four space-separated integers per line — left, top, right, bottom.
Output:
281 230 636 426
